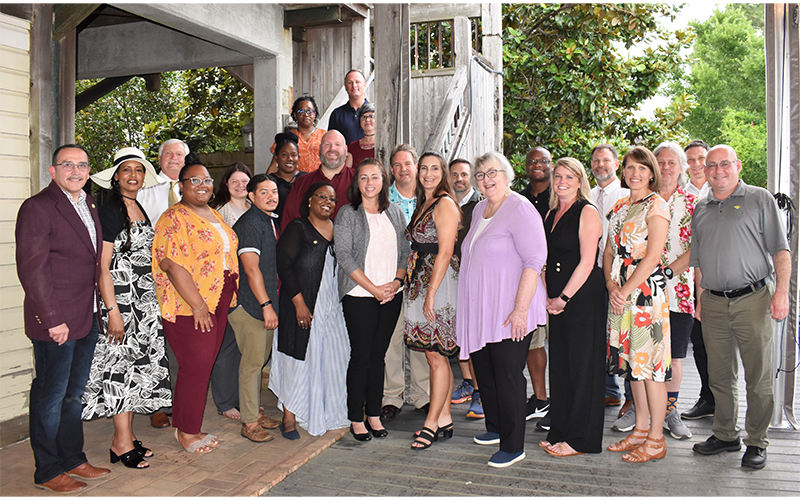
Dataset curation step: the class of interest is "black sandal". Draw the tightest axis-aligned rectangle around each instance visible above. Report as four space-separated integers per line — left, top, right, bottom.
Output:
411 427 438 450
110 448 149 469
133 440 153 457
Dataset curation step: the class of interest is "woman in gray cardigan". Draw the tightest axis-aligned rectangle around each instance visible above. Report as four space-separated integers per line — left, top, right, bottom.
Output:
334 158 410 441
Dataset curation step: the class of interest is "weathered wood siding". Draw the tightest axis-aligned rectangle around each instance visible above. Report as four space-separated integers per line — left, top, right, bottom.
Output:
410 71 453 153
293 24 353 117
461 59 500 161
0 12 32 424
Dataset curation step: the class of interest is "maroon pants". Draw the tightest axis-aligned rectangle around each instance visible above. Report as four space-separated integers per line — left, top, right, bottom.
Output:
163 273 236 434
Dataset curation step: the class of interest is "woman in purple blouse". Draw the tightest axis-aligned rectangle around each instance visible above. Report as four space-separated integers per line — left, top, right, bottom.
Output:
456 151 547 469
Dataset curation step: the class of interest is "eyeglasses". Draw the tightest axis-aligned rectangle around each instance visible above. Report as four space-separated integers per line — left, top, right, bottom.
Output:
313 193 338 204
56 162 90 172
296 109 316 115
705 161 736 170
527 159 552 166
183 177 214 186
361 114 375 120
474 169 504 181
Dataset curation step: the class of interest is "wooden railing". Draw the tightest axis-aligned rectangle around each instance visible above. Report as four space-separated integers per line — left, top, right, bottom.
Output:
410 18 481 71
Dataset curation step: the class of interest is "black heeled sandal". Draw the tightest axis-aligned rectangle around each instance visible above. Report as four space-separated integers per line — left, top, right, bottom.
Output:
365 421 388 438
133 440 153 458
413 421 453 439
411 427 438 450
110 448 149 469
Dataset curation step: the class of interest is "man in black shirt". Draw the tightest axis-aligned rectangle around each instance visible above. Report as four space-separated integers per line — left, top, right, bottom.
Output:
518 147 552 219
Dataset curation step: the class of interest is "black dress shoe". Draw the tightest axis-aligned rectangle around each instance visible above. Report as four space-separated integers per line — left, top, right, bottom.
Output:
365 421 388 438
350 423 372 441
693 435 741 455
380 405 400 421
741 446 767 469
681 398 715 420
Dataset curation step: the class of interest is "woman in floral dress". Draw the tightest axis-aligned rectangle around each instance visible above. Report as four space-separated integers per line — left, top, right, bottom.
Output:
654 141 698 441
603 146 670 463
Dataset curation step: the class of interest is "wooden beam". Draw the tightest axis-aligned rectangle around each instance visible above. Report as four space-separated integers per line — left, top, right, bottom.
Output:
59 29 76 144
75 76 134 111
223 65 254 91
342 4 370 19
53 3 100 40
284 6 342 28
408 3 481 24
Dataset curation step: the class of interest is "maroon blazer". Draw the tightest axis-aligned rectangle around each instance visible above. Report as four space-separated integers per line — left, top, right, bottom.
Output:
15 181 103 342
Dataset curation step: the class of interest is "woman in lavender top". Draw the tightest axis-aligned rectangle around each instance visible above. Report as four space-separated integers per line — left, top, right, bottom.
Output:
456 151 547 469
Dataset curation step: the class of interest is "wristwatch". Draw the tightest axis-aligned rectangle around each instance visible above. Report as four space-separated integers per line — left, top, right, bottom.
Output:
559 292 571 303
261 300 273 308
663 267 674 279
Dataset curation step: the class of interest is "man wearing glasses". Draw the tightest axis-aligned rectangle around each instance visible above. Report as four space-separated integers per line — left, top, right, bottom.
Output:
690 145 790 470
16 144 110 492
137 138 188 224
517 146 552 429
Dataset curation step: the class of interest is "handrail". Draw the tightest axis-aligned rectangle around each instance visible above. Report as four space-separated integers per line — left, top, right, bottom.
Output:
317 69 375 131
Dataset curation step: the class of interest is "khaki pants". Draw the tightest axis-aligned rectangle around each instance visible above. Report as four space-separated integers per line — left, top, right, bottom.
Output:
229 306 275 424
700 284 774 448
383 303 430 408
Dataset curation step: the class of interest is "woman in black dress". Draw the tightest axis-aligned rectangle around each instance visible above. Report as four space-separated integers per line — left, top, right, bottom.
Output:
540 157 606 457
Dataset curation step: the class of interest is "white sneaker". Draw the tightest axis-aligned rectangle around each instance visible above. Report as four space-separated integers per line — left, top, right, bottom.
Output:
612 405 635 432
664 407 692 439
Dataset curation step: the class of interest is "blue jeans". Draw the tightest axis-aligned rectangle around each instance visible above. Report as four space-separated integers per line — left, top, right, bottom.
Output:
29 319 98 484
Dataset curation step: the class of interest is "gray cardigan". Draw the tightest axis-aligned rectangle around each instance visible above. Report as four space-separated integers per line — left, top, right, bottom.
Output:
333 202 411 300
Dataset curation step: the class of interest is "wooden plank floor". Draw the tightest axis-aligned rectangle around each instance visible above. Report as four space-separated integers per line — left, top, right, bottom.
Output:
266 347 800 496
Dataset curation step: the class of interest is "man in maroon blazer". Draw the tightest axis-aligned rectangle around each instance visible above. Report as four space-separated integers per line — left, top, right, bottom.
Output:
16 144 111 493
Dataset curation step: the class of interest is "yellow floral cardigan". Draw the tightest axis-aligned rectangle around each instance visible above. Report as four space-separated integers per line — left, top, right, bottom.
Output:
152 204 239 323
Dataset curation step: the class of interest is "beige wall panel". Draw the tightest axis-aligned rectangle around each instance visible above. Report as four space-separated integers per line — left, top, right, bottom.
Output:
0 89 29 115
0 156 32 179
0 264 21 289
0 347 32 374
0 327 28 354
0 200 25 221
0 392 30 415
0 179 29 201
0 243 16 265
0 47 28 73
0 374 31 401
0 112 28 135
0 135 28 157
0 222 17 244
0 309 23 332
0 285 23 307
0 67 28 94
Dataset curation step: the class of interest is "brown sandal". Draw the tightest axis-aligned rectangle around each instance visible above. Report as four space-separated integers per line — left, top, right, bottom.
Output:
607 427 649 452
622 436 666 463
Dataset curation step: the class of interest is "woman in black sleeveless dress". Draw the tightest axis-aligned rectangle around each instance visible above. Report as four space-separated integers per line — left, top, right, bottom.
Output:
541 157 606 456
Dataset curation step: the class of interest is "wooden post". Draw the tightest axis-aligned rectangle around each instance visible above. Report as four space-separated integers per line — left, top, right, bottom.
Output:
481 3 503 153
452 16 470 70
373 4 410 170
29 4 53 191
350 10 370 76
58 28 76 145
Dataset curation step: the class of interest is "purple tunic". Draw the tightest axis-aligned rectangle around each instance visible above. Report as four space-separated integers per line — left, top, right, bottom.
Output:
456 193 547 359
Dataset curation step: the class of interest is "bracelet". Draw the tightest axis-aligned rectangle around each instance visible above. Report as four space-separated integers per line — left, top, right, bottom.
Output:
192 302 206 313
107 304 118 312
559 292 571 303
394 277 404 285
428 284 438 291
261 300 273 308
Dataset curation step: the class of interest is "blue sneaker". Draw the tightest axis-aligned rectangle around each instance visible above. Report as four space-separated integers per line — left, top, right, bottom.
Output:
488 450 526 468
451 380 474 404
474 431 500 445
466 390 484 419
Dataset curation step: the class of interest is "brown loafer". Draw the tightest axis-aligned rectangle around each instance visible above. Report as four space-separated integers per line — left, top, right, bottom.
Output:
150 411 170 428
618 399 633 418
67 462 111 479
242 423 274 443
36 473 87 493
258 413 281 429
380 405 401 421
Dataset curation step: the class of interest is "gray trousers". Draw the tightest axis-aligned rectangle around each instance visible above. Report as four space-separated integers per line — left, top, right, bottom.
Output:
700 284 774 448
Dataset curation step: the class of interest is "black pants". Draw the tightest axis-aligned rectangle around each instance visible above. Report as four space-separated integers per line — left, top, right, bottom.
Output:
471 333 532 454
342 293 403 421
691 318 715 404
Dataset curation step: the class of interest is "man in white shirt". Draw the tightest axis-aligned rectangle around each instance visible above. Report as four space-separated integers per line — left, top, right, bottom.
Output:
137 139 189 223
136 138 187 428
589 144 633 424
684 139 711 199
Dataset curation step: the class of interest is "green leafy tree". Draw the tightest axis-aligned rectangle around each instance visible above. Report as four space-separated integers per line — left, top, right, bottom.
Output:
503 3 694 185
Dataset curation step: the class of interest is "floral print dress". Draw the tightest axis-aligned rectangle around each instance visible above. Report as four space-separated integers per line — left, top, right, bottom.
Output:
404 197 459 357
606 193 671 382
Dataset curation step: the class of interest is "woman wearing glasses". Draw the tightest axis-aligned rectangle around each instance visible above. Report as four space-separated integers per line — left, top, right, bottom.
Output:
269 182 350 438
269 97 326 173
152 156 239 454
456 152 547 468
345 102 376 168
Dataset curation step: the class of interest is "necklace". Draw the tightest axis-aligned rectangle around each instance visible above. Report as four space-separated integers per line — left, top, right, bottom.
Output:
121 194 137 201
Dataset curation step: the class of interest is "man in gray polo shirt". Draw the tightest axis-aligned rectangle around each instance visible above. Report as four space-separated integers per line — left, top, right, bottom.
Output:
689 144 790 470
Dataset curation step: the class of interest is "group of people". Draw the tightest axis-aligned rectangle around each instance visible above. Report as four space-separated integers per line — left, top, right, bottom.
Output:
16 69 791 491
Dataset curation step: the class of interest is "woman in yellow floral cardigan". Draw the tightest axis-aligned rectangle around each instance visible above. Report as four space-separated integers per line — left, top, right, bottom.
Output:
153 159 238 454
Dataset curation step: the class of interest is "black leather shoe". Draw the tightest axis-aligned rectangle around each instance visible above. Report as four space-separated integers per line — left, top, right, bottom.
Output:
741 446 767 469
350 423 372 441
693 435 741 455
380 405 400 421
681 398 715 420
365 421 388 438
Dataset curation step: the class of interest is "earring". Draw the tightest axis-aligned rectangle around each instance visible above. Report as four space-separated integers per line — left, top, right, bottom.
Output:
308 203 311 208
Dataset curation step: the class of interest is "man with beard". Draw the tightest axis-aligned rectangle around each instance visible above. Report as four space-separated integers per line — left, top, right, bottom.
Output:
280 130 354 231
518 146 551 429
